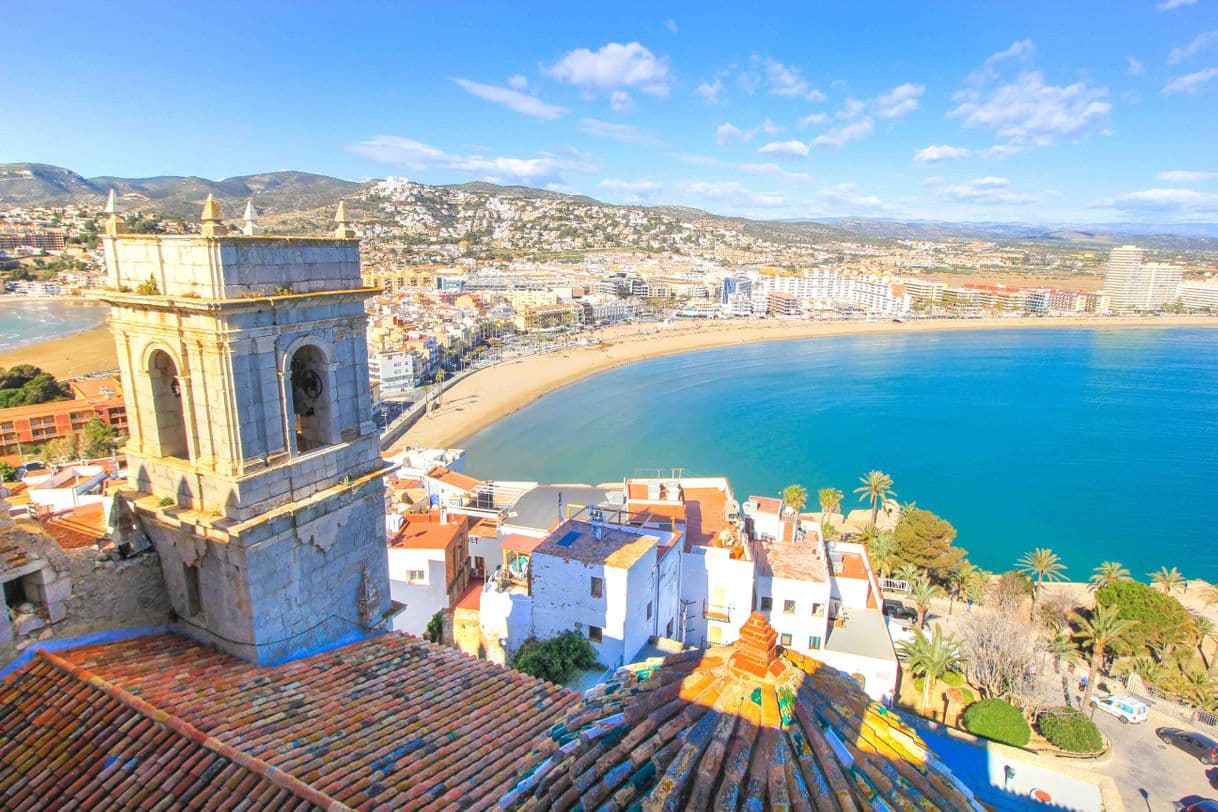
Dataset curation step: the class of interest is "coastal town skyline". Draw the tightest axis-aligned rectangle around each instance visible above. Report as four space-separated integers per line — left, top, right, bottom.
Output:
5 1 1218 223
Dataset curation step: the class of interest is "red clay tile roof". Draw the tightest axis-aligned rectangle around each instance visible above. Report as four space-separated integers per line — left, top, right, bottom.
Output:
501 533 545 554
0 650 330 810
45 631 576 810
502 613 980 811
42 501 107 550
425 466 482 493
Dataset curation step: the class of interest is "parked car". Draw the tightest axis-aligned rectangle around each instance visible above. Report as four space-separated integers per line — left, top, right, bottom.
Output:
1173 798 1218 812
882 598 918 623
1159 728 1218 765
1089 694 1148 724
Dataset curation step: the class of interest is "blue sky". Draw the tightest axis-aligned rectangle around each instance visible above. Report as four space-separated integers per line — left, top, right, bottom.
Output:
3 1 1218 223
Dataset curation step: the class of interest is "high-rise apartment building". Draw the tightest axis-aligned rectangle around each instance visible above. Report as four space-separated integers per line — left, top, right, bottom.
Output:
1103 245 1182 311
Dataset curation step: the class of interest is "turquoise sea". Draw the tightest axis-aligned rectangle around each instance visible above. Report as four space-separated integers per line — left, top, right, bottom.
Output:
464 328 1218 580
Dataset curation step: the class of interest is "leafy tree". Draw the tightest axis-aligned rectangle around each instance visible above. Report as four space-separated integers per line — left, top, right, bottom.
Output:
865 530 899 578
897 624 965 715
1038 707 1103 754
781 483 807 513
853 470 895 528
990 570 1035 612
424 610 445 643
1016 547 1067 622
817 487 842 532
908 576 943 629
893 507 964 571
0 461 15 482
1095 579 1195 657
1150 566 1186 595
962 610 1039 701
961 698 1030 748
1072 602 1137 707
512 631 598 685
81 417 118 458
0 366 71 408
1088 561 1130 592
39 435 77 466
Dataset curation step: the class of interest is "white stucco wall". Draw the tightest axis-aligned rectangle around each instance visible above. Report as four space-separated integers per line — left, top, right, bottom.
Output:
387 547 447 635
762 575 832 654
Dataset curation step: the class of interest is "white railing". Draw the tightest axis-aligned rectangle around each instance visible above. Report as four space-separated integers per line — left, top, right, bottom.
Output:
880 577 910 593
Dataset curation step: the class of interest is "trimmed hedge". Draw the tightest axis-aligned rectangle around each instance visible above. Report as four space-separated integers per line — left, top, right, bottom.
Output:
961 698 1031 748
942 671 965 687
1038 706 1103 754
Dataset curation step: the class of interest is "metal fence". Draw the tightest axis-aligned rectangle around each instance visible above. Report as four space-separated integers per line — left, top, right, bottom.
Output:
1120 676 1216 728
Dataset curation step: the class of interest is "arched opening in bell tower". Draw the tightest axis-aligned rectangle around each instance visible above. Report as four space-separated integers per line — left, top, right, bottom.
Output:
147 349 190 460
289 344 335 454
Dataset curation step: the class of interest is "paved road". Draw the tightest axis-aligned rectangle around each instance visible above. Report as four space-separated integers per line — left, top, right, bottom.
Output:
1088 708 1215 810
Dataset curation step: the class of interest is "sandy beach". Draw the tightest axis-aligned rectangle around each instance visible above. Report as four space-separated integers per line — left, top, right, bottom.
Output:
0 325 117 377
395 315 1218 451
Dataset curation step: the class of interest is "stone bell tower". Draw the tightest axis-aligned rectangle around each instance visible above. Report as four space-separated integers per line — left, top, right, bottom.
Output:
95 193 394 664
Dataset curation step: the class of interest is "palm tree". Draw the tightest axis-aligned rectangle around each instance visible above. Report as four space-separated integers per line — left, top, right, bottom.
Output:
1194 616 1216 672
909 576 944 629
1203 584 1218 609
894 563 921 588
897 624 966 716
945 561 978 616
1073 603 1137 707
1113 654 1164 687
867 532 899 578
1150 566 1186 595
853 470 895 529
817 487 843 533
1088 561 1130 592
962 568 990 612
1044 633 1083 675
1017 547 1067 622
781 484 808 513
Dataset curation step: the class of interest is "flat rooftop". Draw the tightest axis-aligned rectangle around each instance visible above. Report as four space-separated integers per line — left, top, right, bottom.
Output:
755 539 828 582
389 517 464 551
824 608 896 662
533 519 659 569
505 484 617 533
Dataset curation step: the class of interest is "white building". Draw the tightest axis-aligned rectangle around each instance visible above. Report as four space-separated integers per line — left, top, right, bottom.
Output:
1179 280 1218 312
1103 245 1183 311
368 350 423 396
387 513 470 635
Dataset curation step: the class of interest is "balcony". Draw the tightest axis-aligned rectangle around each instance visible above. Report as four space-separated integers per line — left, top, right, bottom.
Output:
703 600 732 622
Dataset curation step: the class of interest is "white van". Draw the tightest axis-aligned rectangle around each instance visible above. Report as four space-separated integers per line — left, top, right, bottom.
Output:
1089 694 1149 724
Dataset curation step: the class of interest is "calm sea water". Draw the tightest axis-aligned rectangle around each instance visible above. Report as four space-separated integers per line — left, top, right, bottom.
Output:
0 299 108 351
464 328 1218 580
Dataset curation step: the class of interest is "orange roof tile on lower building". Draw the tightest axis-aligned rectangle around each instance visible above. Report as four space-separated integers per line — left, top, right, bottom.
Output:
9 630 578 811
41 501 107 550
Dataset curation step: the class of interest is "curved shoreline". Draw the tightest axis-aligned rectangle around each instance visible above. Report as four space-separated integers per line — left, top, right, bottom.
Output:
394 316 1218 451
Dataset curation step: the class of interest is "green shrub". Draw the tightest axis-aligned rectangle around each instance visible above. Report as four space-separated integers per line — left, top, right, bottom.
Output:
1037 706 1103 754
959 686 975 704
424 610 444 643
942 671 965 687
512 631 598 684
961 698 1031 748
1095 580 1195 656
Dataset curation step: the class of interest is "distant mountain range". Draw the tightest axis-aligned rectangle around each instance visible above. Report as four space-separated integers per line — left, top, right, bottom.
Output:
1 162 1214 251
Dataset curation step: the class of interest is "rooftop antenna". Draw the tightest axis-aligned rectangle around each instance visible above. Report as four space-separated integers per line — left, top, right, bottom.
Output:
242 199 263 236
335 200 356 239
200 194 224 237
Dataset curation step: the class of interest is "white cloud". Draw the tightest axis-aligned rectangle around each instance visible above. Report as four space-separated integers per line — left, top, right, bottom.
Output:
1158 0 1198 9
579 118 663 145
922 175 947 187
736 56 824 101
680 180 786 209
738 162 816 184
610 90 633 112
600 178 662 201
757 140 809 157
760 118 784 135
982 143 1023 158
715 122 754 146
812 117 875 148
818 183 889 212
665 18 678 34
876 83 925 119
950 71 1111 146
507 74 529 90
1105 187 1218 214
938 176 1039 204
837 98 867 119
1127 57 1144 76
914 144 973 164
1163 67 1218 94
697 78 724 103
546 42 672 98
798 112 829 127
1157 169 1218 182
806 89 827 103
348 136 592 186
1169 30 1218 63
451 78 568 120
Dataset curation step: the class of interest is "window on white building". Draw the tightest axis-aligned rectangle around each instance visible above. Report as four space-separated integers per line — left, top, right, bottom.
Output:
759 596 773 612
808 635 822 650
405 570 426 583
780 633 792 647
590 576 603 598
646 601 653 620
666 619 674 638
783 600 796 615
588 626 603 643
811 602 823 616
708 624 722 644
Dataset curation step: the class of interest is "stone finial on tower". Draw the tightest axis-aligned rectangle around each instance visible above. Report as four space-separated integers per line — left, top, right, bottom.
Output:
201 194 224 237
103 189 126 236
334 200 356 239
241 199 263 236
728 612 782 680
